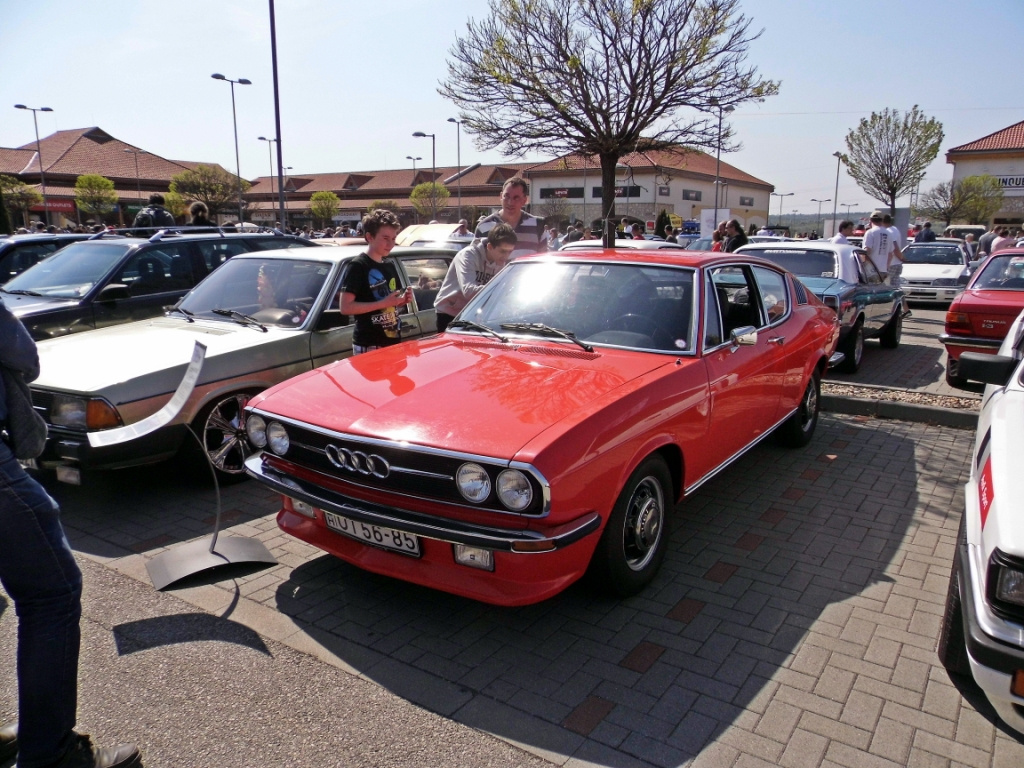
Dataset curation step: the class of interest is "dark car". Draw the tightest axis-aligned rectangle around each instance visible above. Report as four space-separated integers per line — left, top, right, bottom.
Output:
1 230 316 340
736 241 905 373
0 233 91 282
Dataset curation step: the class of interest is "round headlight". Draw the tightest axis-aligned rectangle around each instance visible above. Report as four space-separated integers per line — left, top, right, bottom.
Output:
246 415 268 448
456 462 491 503
266 421 290 455
496 469 533 511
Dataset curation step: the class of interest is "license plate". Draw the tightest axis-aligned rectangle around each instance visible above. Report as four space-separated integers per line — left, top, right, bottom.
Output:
324 511 421 556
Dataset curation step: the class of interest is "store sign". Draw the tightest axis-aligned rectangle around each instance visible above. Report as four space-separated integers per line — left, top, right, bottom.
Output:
251 211 276 221
658 186 670 197
29 199 77 213
997 176 1024 189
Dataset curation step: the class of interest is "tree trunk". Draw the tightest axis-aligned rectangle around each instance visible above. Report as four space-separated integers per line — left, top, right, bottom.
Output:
600 153 619 248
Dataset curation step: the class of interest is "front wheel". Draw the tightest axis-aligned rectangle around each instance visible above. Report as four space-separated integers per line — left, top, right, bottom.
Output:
879 311 902 349
186 392 256 482
937 518 971 676
588 456 672 596
775 371 820 448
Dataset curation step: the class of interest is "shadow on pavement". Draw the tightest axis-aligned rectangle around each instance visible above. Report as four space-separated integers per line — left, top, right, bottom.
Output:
270 416 928 767
113 612 272 657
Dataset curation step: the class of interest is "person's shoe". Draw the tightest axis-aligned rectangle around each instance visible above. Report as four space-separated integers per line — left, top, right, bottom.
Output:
54 733 142 768
0 723 16 763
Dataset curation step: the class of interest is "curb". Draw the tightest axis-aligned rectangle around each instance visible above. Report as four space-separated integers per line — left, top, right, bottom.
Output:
821 394 979 430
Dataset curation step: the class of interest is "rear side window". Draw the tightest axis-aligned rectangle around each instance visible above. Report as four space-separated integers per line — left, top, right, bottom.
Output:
400 256 450 310
245 237 315 251
0 242 59 280
196 240 252 272
751 266 789 324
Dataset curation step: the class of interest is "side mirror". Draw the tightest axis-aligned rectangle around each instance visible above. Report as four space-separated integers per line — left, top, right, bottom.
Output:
96 283 130 302
730 326 758 346
958 351 1017 387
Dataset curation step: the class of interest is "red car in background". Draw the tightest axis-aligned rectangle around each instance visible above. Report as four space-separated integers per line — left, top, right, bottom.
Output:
243 249 840 606
941 250 1024 387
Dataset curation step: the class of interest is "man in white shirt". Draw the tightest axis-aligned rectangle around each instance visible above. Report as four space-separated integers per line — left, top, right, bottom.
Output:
863 211 902 284
830 220 854 245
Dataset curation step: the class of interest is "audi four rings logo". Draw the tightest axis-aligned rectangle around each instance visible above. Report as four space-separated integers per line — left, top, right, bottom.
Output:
324 445 390 478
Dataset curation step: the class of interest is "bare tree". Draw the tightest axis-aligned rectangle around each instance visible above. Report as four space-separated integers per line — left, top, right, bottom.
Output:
844 106 943 213
916 175 1005 227
915 181 968 227
441 0 777 245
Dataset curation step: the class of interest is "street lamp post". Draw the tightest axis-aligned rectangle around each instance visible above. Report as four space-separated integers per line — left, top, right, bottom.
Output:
14 104 53 226
211 73 251 225
123 148 148 203
832 151 844 236
412 131 436 219
810 197 831 236
842 203 859 218
709 98 735 232
447 118 462 222
258 136 278 226
770 192 793 227
406 155 421 173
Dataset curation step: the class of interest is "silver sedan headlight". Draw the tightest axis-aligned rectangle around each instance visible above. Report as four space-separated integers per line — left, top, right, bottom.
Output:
246 415 268 448
457 462 491 503
496 469 533 511
49 394 121 430
266 421 290 455
996 565 1024 608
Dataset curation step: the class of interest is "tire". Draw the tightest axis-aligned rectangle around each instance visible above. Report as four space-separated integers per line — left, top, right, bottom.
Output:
879 310 902 349
945 354 968 388
837 320 864 373
937 518 971 676
185 392 256 483
589 456 672 596
775 371 820 448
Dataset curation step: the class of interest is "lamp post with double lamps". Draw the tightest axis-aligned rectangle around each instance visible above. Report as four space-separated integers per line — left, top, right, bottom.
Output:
770 192 793 228
842 203 859 218
709 98 735 231
447 118 463 221
258 136 279 225
211 73 251 224
14 104 53 225
832 151 844 236
810 198 831 236
412 131 436 219
406 155 421 173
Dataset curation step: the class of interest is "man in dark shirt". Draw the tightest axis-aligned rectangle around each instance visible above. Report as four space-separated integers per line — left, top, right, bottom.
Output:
724 219 749 252
340 209 412 354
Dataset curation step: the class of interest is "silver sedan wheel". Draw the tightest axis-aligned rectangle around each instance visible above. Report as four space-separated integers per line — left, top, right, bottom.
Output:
199 393 252 475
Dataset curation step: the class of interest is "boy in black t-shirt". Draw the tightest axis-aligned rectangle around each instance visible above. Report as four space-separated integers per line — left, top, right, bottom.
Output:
340 209 412 354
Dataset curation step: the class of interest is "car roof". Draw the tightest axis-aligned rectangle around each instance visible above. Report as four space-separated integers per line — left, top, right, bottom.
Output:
227 243 457 266
737 240 855 254
517 246 787 271
0 233 89 243
559 239 686 251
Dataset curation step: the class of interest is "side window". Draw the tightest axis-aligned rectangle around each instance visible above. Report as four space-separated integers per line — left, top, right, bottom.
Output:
859 252 882 285
399 256 450 311
792 277 809 305
3 242 58 280
703 273 724 348
245 237 311 251
751 266 789 324
709 265 762 336
196 240 251 272
116 245 192 296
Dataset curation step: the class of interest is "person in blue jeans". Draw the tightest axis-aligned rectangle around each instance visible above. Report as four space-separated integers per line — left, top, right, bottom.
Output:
0 297 142 768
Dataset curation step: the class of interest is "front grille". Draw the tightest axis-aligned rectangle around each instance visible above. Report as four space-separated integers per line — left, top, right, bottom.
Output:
30 389 54 421
258 415 546 517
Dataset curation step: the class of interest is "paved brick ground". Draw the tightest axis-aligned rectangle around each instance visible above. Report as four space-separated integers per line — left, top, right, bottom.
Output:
9 412 1020 767
824 306 982 400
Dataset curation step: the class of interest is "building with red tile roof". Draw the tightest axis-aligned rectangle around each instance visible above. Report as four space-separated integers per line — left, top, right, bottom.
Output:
0 127 232 226
946 121 1024 227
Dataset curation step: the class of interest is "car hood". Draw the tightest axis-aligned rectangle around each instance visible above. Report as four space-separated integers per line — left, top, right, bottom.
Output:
3 293 79 315
34 316 302 396
251 336 674 460
901 263 965 280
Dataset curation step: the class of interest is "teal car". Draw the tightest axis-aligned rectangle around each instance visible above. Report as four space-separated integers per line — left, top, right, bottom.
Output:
737 241 905 373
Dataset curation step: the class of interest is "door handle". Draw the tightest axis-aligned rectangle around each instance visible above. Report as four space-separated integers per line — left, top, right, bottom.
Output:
768 336 785 345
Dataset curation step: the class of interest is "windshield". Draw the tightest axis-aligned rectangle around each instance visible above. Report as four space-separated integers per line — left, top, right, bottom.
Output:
178 256 332 327
744 248 838 279
902 246 963 266
3 242 130 297
685 237 712 251
973 254 1024 290
457 260 697 353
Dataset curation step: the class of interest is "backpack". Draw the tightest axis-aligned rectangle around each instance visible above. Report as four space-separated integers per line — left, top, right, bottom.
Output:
133 205 175 236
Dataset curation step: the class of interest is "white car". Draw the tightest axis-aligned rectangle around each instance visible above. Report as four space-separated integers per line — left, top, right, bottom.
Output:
27 245 454 484
897 242 972 303
938 308 1024 735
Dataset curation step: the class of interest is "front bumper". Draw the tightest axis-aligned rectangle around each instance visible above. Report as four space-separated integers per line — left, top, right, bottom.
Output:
36 423 187 478
246 454 603 605
902 286 962 303
957 532 1024 736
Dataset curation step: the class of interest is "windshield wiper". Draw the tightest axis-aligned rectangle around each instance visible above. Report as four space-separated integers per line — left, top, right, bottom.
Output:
448 319 508 343
1 288 43 297
500 322 594 352
166 305 195 322
211 308 268 332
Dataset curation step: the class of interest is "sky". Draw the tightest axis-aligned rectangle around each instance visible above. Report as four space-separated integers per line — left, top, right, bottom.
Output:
1 0 1021 216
